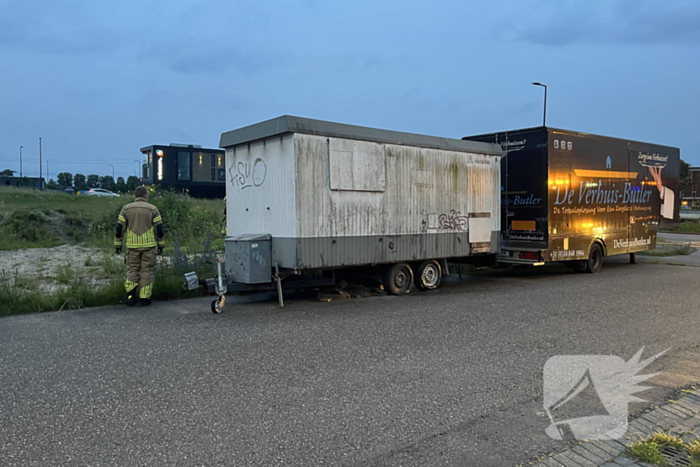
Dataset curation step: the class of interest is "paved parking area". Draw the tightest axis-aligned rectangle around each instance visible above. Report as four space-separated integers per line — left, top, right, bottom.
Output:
1 260 699 466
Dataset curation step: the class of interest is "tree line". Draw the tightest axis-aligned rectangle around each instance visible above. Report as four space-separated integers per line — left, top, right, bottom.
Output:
48 172 141 193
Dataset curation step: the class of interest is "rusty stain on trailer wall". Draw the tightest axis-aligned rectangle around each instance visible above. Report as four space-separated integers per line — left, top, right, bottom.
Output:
294 134 500 239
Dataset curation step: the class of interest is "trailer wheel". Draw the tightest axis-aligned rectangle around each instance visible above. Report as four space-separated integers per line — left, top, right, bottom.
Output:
382 263 414 295
584 244 604 274
414 260 442 291
211 296 225 314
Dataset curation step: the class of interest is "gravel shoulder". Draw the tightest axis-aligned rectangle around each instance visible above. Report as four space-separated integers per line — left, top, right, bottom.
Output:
0 244 121 292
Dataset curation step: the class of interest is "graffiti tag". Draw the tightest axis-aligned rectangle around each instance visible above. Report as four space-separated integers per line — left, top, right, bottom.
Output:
252 251 267 267
231 158 267 190
438 210 469 232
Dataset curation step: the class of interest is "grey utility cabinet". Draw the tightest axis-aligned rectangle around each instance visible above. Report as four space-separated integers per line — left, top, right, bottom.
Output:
225 234 272 284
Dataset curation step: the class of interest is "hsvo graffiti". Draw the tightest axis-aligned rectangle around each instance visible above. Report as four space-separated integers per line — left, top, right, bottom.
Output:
230 158 267 190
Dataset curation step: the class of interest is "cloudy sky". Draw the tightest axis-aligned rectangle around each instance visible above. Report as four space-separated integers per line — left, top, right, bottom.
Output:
1 0 698 180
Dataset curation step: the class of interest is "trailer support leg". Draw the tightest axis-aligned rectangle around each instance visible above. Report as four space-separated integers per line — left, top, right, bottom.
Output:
275 263 284 308
629 253 636 264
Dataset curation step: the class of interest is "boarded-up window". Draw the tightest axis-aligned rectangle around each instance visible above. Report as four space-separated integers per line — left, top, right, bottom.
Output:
329 138 386 192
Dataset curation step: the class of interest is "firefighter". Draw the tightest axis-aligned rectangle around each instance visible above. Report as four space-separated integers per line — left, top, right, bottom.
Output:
114 186 164 306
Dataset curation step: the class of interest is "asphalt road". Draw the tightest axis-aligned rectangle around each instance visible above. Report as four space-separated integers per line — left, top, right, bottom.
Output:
1 259 700 466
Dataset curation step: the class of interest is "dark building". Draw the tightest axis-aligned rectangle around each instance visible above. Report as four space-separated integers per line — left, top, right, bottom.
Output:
140 144 226 198
1 175 45 189
681 166 700 209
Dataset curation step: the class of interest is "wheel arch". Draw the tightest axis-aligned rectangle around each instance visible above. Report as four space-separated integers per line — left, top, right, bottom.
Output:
590 238 608 257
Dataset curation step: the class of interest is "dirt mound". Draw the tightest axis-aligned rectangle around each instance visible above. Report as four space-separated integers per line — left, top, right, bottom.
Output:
0 209 91 244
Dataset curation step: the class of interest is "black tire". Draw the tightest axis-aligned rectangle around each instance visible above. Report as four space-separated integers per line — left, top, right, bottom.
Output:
414 260 442 291
584 244 604 274
382 263 414 295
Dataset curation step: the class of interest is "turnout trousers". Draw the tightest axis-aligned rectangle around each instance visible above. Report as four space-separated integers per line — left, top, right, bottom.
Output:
124 247 157 299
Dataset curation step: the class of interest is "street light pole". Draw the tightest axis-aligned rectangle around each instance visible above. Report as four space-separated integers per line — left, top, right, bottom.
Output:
46 160 49 182
39 137 43 190
19 146 23 178
532 82 547 126
108 164 115 179
134 160 141 179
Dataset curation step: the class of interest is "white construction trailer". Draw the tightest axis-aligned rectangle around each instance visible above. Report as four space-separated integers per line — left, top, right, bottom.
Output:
189 116 503 312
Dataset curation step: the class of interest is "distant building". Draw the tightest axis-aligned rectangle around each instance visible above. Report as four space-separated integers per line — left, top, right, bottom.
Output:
681 167 700 209
140 144 225 198
0 175 45 189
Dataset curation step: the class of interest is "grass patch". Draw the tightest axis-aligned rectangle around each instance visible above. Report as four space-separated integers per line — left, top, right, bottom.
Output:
627 431 700 467
664 220 700 233
638 243 697 257
0 187 225 254
0 234 216 317
54 263 75 284
99 255 126 276
0 264 209 317
13 276 38 291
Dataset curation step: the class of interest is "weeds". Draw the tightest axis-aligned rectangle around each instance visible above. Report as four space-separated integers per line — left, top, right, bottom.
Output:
638 243 697 257
0 187 224 254
0 233 217 317
98 255 125 278
665 220 700 233
627 431 700 467
627 439 666 465
54 263 76 284
13 276 38 290
688 440 700 465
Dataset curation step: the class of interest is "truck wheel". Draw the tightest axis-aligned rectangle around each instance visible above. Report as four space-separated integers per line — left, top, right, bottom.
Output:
382 263 414 295
584 244 604 274
414 260 442 290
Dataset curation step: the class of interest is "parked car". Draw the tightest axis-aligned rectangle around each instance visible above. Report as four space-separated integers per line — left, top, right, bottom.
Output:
82 188 119 197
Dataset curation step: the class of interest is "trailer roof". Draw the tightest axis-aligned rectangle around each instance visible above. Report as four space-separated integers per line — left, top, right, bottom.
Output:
220 115 503 155
465 126 680 150
140 144 223 153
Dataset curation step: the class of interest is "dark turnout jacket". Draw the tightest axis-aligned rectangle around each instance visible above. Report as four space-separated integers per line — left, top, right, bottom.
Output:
114 197 164 250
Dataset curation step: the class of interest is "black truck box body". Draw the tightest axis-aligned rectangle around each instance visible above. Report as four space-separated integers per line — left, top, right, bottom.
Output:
464 127 680 263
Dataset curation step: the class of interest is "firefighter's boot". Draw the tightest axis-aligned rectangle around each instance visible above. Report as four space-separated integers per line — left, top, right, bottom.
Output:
126 285 138 307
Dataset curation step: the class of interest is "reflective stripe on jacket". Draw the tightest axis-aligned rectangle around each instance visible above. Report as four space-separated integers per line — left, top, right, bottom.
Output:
115 198 164 249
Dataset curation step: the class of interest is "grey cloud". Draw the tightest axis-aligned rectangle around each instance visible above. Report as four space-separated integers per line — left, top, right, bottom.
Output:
0 1 126 55
137 40 286 76
511 0 700 46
